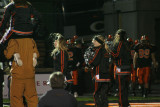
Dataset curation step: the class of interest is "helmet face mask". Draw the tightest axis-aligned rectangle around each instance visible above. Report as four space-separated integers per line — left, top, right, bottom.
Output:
127 38 133 46
134 40 139 45
127 38 133 42
140 35 149 41
140 35 149 44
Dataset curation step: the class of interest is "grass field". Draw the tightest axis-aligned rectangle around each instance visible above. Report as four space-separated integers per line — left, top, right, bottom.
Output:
3 96 160 107
77 96 160 102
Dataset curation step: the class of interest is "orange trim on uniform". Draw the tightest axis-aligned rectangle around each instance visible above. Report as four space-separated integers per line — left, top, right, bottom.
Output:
118 75 122 107
6 31 13 40
96 66 98 74
15 5 28 8
111 42 122 57
116 72 130 74
95 78 111 82
66 79 73 83
73 70 78 85
114 64 117 79
131 64 136 82
89 47 101 64
137 68 139 77
11 29 33 34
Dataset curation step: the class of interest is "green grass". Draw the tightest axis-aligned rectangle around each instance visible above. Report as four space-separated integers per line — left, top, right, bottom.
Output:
3 99 9 103
76 96 160 102
4 96 160 102
76 97 94 102
3 96 160 106
128 96 160 101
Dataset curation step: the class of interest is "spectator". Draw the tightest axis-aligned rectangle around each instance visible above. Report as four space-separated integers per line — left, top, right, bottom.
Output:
38 72 78 107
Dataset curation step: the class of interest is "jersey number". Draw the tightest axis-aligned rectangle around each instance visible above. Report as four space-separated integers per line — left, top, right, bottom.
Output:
68 51 73 61
138 49 150 59
131 50 135 58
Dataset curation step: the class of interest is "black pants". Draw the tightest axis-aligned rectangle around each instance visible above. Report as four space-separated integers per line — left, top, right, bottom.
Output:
118 75 130 107
94 82 109 107
77 69 84 95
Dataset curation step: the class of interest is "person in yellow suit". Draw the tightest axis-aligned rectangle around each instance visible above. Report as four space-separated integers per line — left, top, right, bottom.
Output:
4 38 39 107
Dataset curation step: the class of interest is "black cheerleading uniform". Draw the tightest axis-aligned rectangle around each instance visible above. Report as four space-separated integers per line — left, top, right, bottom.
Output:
53 50 72 81
89 46 110 80
88 46 110 107
111 41 131 107
68 47 81 71
0 2 41 40
0 2 41 62
111 41 131 74
68 47 82 94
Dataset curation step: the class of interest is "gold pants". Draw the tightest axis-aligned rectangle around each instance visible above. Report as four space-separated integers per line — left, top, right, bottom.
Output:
10 77 38 107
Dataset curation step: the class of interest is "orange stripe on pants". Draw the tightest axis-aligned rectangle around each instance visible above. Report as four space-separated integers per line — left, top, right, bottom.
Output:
131 64 136 83
72 70 78 85
114 64 117 79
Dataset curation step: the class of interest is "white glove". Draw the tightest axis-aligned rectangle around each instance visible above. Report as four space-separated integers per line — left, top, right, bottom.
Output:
14 53 23 66
33 53 37 67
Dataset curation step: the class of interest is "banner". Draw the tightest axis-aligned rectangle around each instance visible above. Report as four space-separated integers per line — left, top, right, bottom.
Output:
3 74 51 99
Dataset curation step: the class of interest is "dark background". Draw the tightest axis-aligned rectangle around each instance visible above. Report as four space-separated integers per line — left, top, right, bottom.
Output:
27 0 106 37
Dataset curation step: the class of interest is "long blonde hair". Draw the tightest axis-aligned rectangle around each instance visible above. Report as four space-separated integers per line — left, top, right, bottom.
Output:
113 29 127 46
51 33 68 56
93 35 105 45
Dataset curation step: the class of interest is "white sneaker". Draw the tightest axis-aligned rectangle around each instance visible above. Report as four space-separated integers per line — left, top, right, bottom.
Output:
138 85 141 90
74 92 78 98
